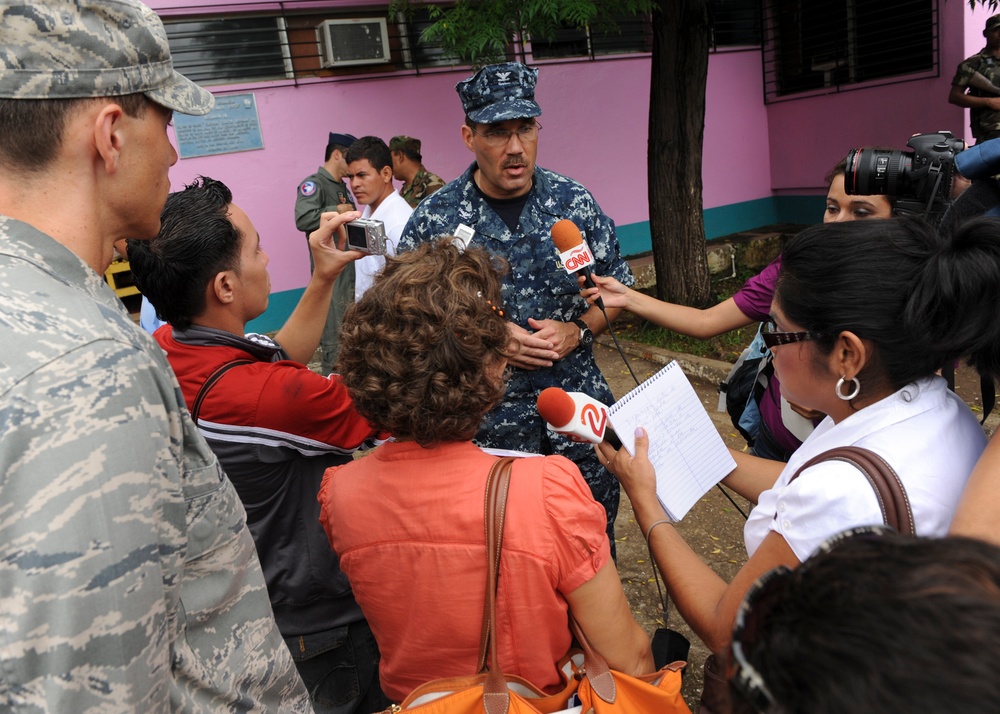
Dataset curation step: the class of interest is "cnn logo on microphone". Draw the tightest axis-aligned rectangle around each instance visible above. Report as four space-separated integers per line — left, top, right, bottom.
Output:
559 244 594 272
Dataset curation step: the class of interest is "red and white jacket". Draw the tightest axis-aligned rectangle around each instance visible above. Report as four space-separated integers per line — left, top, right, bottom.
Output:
156 324 387 637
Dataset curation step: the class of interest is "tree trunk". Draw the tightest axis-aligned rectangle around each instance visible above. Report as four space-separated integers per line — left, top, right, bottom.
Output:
647 0 713 307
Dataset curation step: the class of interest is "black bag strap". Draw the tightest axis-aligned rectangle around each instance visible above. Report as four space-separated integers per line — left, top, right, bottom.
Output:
789 446 915 535
981 373 995 426
190 359 255 422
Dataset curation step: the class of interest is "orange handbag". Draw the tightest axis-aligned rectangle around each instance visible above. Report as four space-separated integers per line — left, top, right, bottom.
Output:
381 458 583 714
571 619 692 714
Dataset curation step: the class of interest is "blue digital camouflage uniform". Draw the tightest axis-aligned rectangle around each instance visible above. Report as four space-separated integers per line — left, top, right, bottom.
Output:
0 218 311 712
398 163 635 540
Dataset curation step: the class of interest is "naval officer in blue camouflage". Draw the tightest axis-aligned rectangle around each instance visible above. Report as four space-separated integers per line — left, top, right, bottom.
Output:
398 62 634 547
0 0 309 710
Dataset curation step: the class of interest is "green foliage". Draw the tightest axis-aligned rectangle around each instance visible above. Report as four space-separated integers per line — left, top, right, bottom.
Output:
392 0 655 66
970 0 1000 10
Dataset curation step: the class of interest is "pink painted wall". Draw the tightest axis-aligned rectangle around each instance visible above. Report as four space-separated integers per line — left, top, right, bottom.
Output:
765 0 979 193
703 49 772 207
145 1 777 294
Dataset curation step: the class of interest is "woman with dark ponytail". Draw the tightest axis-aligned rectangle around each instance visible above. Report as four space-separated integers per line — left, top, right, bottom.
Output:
947 219 1000 545
600 216 998 654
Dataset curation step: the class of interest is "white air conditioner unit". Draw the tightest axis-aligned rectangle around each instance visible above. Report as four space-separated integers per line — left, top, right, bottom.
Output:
317 18 391 68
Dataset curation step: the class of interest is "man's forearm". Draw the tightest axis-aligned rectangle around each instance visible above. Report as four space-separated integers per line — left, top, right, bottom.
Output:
579 305 621 337
273 274 337 364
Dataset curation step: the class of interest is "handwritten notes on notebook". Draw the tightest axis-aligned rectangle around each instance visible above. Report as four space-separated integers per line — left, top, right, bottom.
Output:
609 361 736 521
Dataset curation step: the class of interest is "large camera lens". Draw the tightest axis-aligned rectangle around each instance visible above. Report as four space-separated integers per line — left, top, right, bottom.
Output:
844 147 911 196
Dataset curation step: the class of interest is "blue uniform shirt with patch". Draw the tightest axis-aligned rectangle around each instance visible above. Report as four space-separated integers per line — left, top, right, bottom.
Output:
399 162 635 540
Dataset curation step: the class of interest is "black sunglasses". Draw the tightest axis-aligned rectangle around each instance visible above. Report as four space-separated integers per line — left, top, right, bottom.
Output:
760 318 826 349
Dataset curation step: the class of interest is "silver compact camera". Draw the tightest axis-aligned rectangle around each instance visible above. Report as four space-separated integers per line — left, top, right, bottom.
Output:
345 218 388 255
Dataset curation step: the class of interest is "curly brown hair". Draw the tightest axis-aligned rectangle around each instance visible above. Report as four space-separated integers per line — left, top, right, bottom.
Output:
337 238 510 446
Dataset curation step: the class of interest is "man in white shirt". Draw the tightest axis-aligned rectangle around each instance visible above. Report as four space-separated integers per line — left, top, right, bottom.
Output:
344 137 413 299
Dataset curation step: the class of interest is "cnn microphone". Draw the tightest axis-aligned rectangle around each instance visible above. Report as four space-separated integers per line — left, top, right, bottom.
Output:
537 387 622 450
551 219 605 310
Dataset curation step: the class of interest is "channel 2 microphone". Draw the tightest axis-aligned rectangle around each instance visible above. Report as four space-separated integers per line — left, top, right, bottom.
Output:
551 219 604 310
537 387 622 450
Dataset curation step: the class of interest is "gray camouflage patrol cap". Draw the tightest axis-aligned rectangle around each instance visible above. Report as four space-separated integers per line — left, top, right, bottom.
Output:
456 62 541 124
0 0 214 115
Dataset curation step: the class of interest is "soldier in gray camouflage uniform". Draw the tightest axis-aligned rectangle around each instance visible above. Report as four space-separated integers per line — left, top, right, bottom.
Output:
0 1 310 711
398 62 634 548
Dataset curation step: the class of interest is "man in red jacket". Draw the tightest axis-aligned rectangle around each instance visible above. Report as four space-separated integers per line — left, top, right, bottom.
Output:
127 176 391 714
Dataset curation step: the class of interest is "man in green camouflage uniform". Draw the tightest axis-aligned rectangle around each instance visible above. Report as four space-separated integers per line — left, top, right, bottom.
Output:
0 1 310 711
389 135 446 208
295 132 357 373
950 14 1000 143
398 63 634 549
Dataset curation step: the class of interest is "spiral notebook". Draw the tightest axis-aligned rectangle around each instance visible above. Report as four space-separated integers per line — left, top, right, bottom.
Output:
609 361 737 521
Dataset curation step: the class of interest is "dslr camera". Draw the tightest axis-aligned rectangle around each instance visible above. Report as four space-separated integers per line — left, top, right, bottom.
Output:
345 218 388 255
844 131 965 222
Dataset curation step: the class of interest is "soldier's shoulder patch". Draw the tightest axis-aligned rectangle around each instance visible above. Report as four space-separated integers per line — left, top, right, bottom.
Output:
299 180 318 197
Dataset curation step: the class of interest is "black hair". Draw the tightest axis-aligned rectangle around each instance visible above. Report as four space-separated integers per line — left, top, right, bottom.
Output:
127 176 241 330
729 533 1000 714
776 217 1000 395
325 142 350 163
344 136 392 172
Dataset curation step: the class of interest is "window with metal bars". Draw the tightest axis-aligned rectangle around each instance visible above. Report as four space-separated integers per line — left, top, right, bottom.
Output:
160 3 765 86
711 0 762 50
529 13 653 60
762 0 937 101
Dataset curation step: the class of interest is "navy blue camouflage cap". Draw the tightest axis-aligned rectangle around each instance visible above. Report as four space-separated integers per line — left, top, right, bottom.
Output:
0 0 214 115
456 62 542 124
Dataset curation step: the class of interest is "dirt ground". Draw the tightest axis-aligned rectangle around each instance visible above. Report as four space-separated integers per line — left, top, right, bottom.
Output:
593 341 749 709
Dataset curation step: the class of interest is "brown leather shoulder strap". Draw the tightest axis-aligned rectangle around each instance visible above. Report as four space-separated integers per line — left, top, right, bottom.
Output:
790 446 915 535
479 456 514 714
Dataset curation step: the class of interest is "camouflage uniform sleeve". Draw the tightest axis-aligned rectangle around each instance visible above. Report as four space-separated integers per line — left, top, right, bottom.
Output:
0 338 309 711
953 55 981 88
398 200 442 253
574 188 635 289
425 173 446 198
0 340 187 710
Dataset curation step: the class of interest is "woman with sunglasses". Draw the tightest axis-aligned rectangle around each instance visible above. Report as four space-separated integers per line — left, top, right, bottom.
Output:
582 158 894 462
599 216 1000 654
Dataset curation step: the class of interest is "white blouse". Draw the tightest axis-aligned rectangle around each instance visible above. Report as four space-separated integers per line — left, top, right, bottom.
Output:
745 376 986 561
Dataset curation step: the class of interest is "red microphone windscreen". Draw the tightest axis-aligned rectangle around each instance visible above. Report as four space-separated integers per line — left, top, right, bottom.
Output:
551 219 584 252
537 387 576 428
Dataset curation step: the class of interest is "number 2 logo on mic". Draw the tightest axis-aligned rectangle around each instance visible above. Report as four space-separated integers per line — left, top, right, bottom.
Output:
580 403 608 436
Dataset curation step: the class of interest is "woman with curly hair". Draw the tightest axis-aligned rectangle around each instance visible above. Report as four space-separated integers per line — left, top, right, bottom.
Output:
318 238 653 704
